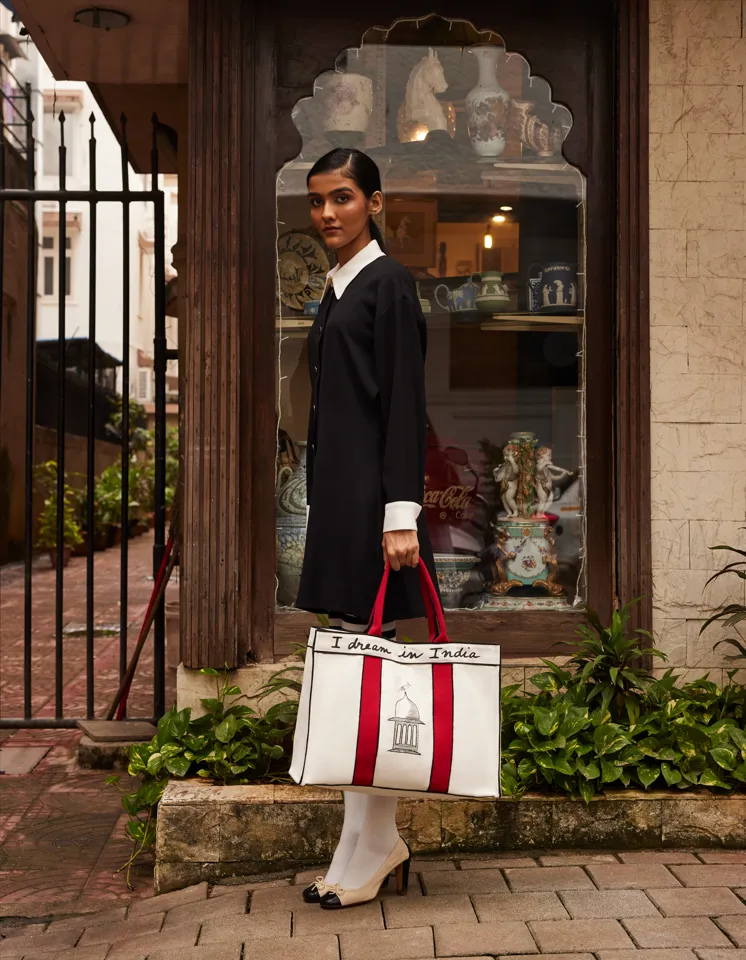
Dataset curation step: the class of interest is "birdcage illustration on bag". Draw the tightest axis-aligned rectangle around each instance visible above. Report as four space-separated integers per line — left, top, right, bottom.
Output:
388 684 425 755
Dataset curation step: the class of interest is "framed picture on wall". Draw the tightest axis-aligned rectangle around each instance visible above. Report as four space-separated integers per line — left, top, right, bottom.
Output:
384 199 437 268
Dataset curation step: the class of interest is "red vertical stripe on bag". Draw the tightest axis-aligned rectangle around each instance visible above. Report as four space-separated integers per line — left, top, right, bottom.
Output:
352 655 382 785
428 663 454 794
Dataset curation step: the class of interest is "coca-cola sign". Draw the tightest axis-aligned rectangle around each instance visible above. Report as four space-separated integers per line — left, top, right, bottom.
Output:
423 483 475 520
424 440 487 555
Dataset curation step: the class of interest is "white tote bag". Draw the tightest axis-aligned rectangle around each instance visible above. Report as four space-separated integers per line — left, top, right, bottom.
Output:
290 560 502 799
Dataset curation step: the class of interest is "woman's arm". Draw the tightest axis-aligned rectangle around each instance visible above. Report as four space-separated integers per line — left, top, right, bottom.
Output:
374 291 427 570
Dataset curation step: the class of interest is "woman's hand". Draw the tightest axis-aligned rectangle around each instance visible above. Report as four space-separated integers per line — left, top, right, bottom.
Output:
383 530 420 571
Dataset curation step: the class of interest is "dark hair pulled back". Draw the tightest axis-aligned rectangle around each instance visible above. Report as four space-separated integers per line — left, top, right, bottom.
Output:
307 147 385 250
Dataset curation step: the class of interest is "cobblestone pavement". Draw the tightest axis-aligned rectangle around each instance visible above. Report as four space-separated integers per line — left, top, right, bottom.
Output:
0 728 155 914
0 532 178 722
4 850 746 959
0 535 178 911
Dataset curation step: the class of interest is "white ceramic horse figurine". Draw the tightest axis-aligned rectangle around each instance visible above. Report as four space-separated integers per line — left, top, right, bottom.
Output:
397 48 449 142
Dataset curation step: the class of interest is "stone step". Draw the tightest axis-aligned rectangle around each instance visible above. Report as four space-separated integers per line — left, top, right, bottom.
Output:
76 721 157 770
154 781 746 894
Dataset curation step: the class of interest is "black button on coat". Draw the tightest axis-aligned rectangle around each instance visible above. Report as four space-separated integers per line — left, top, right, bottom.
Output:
296 255 438 624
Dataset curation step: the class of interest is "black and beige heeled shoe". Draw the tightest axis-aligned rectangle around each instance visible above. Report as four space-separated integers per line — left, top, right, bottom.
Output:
302 876 331 903
319 838 411 909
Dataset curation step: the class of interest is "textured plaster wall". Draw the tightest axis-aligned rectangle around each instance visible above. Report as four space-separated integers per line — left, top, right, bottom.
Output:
650 0 746 682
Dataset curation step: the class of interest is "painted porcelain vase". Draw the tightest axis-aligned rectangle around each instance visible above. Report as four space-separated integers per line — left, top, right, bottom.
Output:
434 276 479 314
475 271 511 313
434 554 480 608
323 72 374 148
276 442 308 607
465 46 511 159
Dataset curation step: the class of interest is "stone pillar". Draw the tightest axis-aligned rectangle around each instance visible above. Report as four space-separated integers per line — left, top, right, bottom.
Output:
181 0 277 671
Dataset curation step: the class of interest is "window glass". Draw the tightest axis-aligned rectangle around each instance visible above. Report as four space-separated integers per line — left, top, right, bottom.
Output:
41 233 73 298
275 17 585 613
43 254 53 296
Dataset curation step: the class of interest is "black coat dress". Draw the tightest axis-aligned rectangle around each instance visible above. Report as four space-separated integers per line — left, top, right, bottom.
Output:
296 255 438 624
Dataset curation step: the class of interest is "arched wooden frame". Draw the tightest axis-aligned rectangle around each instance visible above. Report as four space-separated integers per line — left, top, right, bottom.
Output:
183 0 649 666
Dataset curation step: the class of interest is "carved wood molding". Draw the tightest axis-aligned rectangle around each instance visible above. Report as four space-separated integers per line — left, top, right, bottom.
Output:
616 0 652 636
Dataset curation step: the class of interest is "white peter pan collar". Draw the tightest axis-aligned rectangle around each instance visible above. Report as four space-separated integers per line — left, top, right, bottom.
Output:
327 238 385 299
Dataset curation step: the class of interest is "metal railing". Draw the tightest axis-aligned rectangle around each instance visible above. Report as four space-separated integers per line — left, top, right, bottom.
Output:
0 105 172 727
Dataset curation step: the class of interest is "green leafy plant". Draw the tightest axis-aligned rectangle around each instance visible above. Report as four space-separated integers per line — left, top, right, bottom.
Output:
501 605 746 802
138 426 179 514
107 396 150 454
35 461 83 551
108 662 300 887
533 601 667 725
699 537 746 665
94 463 140 529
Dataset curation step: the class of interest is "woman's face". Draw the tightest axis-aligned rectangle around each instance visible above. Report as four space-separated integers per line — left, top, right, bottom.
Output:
308 170 382 252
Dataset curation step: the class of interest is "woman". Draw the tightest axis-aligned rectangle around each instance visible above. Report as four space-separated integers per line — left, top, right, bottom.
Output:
296 147 438 909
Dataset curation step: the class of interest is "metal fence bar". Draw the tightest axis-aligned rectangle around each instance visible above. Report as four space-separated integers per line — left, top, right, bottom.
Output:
1 99 170 728
152 115 166 719
23 89 34 720
0 719 85 729
55 112 67 719
119 114 131 715
0 190 161 201
0 87 5 430
85 114 97 718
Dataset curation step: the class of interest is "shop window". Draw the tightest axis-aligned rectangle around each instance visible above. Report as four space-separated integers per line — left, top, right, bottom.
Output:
275 17 589 623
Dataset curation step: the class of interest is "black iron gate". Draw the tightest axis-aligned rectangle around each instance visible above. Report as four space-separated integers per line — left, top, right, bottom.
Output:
0 89 172 727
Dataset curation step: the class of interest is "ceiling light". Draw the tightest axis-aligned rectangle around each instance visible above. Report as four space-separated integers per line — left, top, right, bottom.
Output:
500 205 513 212
73 8 131 30
491 214 506 224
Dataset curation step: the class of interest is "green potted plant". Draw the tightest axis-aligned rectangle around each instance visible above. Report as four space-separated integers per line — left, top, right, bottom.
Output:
95 464 140 547
127 460 150 537
35 461 83 567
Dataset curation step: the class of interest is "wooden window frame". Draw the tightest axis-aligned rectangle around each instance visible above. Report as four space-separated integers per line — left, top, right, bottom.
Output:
232 0 649 663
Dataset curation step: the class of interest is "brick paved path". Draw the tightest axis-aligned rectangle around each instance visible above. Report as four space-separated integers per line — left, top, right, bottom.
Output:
0 532 177 722
0 729 154 913
0 534 178 911
4 851 746 959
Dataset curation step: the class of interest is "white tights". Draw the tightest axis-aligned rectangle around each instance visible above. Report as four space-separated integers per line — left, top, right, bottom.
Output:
323 619 400 890
325 792 400 888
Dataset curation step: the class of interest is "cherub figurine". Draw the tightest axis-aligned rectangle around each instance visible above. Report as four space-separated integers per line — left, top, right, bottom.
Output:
494 447 520 517
534 446 572 516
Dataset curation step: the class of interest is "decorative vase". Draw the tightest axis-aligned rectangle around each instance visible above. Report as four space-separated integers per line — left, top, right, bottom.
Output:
474 271 511 313
276 441 308 607
487 518 563 597
536 262 578 315
465 46 511 159
434 554 480 608
322 73 373 149
434 276 480 314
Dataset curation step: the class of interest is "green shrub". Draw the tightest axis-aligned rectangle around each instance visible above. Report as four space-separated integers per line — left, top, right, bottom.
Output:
699 537 746 666
107 661 301 886
35 461 83 550
501 599 746 801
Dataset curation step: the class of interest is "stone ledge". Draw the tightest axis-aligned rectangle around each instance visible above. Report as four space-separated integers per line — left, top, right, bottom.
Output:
154 781 746 894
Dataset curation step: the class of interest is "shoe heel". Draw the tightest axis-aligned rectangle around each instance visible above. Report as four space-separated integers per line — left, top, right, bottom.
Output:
395 856 411 896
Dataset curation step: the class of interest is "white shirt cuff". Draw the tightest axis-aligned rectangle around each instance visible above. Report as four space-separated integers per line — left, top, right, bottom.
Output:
383 501 421 533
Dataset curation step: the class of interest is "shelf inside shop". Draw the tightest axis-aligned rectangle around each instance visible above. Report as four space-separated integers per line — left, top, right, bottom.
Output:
276 313 583 334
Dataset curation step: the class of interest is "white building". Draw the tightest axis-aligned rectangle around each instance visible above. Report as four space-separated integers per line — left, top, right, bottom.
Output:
1 17 178 406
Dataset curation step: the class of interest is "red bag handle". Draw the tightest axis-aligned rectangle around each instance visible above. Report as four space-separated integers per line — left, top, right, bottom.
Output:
369 558 450 642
